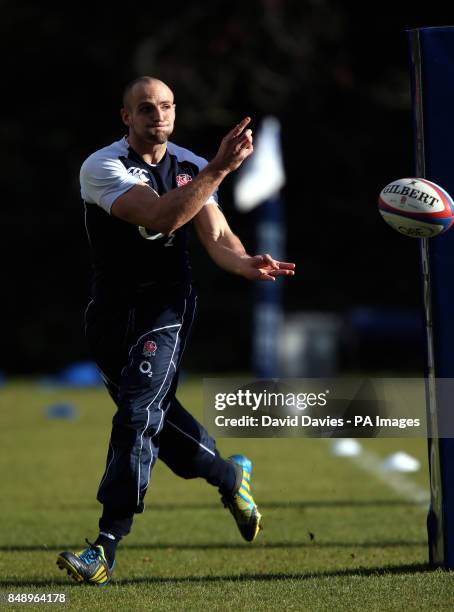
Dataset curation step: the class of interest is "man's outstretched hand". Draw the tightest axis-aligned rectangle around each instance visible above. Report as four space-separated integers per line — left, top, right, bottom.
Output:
239 254 296 281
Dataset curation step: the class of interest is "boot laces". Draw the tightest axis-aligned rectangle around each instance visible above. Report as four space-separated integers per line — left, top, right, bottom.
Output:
79 539 102 564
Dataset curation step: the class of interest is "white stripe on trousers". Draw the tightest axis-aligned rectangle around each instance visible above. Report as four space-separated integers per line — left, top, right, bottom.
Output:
137 296 189 506
165 418 215 457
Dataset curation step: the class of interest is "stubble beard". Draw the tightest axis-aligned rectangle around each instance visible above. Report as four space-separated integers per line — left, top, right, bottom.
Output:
147 131 168 145
143 124 174 145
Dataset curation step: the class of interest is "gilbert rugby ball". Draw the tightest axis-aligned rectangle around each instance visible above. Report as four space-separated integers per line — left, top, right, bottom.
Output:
378 177 454 238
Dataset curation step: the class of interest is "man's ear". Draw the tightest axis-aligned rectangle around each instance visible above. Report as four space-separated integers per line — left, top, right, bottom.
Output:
120 108 130 127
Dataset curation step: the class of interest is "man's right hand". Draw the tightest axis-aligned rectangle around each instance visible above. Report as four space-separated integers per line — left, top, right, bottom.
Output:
210 117 254 174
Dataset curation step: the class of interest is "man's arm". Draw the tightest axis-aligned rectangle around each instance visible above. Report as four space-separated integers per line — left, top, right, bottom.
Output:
111 118 253 235
194 204 296 281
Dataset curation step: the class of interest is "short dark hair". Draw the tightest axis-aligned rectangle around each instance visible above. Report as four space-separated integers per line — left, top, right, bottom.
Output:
122 76 173 109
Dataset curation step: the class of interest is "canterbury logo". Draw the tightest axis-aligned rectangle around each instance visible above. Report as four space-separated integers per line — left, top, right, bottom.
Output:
127 167 150 182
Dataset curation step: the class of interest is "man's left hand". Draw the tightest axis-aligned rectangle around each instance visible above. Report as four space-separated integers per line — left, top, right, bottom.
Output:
239 254 296 281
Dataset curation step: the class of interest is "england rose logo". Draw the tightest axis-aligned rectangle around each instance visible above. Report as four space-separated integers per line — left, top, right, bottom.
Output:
176 174 192 187
143 340 157 357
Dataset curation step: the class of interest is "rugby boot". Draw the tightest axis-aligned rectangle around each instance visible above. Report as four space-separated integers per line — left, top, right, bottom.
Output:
56 539 113 585
221 454 263 542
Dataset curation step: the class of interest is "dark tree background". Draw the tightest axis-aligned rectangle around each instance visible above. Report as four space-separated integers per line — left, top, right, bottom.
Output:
2 2 451 375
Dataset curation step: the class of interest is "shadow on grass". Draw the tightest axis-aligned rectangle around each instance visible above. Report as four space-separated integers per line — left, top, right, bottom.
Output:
116 562 438 584
50 499 427 512
0 562 441 588
0 539 427 552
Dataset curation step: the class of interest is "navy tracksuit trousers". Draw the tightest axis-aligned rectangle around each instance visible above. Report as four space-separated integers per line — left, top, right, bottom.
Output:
85 284 234 538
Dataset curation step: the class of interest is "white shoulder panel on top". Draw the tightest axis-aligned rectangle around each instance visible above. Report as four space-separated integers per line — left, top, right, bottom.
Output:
80 137 141 214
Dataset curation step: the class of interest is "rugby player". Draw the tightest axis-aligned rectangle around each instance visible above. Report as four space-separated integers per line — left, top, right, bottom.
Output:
57 77 295 585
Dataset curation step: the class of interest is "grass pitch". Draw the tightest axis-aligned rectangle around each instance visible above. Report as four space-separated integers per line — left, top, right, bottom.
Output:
0 378 453 611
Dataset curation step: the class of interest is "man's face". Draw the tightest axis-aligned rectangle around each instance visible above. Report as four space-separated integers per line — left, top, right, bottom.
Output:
121 80 176 145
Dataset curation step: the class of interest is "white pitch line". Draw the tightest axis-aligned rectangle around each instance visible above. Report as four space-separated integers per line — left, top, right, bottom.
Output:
329 440 430 506
350 445 430 506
